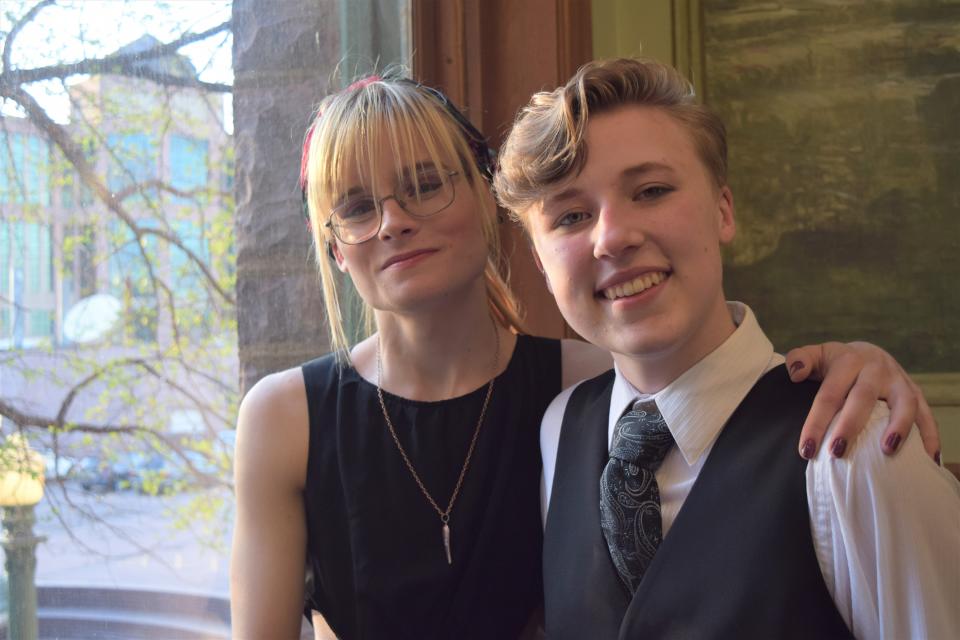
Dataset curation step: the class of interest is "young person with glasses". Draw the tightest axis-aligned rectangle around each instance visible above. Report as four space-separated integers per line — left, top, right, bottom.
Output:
229 73 941 639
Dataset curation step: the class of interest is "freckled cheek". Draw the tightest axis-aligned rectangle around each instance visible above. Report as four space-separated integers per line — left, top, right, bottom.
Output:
546 246 594 300
537 240 577 276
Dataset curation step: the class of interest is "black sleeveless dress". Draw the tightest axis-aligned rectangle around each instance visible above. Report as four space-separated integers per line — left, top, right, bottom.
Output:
300 335 561 640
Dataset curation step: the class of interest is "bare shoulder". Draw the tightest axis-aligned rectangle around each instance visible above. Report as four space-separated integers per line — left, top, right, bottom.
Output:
235 366 310 490
560 338 613 388
231 366 312 636
239 366 307 421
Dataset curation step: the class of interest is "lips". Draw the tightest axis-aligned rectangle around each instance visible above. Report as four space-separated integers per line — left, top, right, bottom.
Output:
598 271 668 300
381 248 437 270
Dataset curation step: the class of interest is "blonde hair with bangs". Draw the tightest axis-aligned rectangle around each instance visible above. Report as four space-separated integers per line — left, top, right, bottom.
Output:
495 58 728 223
304 78 525 359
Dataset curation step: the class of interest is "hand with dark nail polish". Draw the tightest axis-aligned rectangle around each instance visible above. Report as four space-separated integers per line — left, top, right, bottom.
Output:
885 432 902 453
830 438 848 458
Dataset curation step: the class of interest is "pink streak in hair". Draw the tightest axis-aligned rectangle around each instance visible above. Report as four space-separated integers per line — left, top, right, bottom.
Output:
299 75 384 190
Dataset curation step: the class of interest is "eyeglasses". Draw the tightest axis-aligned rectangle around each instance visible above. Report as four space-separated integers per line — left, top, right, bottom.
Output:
325 169 459 244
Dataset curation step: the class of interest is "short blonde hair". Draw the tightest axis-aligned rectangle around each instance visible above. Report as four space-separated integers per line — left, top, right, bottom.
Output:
495 58 727 222
303 76 525 359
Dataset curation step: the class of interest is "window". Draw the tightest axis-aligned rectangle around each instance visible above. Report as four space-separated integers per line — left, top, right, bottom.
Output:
0 132 50 205
0 0 418 636
62 225 98 308
169 135 208 204
0 222 11 341
107 221 158 343
24 222 52 295
0 221 54 346
106 133 158 204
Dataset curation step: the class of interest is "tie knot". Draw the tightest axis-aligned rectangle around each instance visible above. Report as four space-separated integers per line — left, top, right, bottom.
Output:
610 399 674 468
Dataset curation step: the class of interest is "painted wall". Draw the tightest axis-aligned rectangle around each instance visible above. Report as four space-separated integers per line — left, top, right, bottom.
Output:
705 1 959 373
590 1 960 460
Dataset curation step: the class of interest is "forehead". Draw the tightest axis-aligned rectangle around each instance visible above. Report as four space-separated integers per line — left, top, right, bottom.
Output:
339 129 446 188
581 106 701 174
529 107 699 203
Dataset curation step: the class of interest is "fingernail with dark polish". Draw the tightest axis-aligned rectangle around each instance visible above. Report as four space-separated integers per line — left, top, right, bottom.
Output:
801 438 816 459
934 450 942 466
831 438 847 458
789 361 804 375
885 433 902 453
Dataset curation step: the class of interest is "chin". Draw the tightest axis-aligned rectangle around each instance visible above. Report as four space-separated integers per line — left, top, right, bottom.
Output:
387 271 486 311
570 310 687 361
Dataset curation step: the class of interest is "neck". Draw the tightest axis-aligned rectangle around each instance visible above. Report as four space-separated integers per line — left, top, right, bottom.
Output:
613 297 736 394
366 285 514 401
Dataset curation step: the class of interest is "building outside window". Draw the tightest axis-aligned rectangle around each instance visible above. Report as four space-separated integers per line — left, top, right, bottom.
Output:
0 2 239 636
0 0 447 635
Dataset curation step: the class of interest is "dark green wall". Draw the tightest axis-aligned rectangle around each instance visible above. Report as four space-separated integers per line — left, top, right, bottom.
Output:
706 1 960 372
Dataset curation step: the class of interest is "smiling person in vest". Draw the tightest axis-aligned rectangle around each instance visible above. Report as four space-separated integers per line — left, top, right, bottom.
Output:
494 58 960 639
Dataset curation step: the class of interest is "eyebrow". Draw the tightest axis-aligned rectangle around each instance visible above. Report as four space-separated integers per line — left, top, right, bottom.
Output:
333 186 368 208
621 161 675 180
540 161 677 212
334 161 440 206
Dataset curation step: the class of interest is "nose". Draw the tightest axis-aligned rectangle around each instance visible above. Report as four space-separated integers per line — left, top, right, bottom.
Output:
377 196 418 240
592 201 645 260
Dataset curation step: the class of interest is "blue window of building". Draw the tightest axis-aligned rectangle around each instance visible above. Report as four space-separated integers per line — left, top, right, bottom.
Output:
25 135 49 205
0 222 8 297
29 309 53 336
169 135 208 203
108 220 157 298
168 136 209 293
0 133 26 202
0 132 50 205
107 220 158 343
107 133 158 202
24 222 53 295
0 220 53 346
0 223 9 340
61 173 75 208
170 218 208 295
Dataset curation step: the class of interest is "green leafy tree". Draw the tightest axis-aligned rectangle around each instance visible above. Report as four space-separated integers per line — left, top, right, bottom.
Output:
0 0 236 553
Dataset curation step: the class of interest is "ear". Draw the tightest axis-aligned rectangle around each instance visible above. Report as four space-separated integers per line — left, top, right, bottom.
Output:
717 185 736 245
529 244 553 294
329 242 349 273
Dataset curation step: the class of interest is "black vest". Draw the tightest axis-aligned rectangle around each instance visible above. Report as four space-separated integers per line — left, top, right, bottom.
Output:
543 366 852 639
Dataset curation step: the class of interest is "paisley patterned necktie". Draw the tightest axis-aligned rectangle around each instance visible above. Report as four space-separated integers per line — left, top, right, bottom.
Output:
599 399 675 593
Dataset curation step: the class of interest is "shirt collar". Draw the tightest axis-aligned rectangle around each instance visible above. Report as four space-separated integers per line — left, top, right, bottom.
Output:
608 302 775 466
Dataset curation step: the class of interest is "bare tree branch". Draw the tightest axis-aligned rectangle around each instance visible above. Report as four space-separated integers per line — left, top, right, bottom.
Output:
112 67 231 94
0 19 232 90
114 179 212 203
2 0 56 75
0 397 143 433
45 354 230 436
0 84 236 305
1 398 232 493
0 5 238 539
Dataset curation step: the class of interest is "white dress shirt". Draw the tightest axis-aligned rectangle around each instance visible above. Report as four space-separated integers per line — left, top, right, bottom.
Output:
541 302 960 639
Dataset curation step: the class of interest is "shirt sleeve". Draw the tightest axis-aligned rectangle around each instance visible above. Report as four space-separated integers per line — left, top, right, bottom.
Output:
540 383 580 529
807 403 960 639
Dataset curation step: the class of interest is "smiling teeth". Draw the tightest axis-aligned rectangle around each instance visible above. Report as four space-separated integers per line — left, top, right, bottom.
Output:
602 272 666 300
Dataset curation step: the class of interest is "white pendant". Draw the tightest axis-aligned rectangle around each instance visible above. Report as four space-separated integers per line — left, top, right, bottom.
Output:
442 523 452 565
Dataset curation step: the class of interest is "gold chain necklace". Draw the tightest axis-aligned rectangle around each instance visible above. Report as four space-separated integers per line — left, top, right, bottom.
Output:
376 323 500 565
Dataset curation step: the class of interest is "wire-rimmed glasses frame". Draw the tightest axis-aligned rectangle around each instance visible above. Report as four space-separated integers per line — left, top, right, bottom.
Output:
324 170 459 245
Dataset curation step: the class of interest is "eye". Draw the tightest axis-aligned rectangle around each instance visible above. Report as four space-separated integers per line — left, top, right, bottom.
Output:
633 184 673 201
337 197 377 222
403 170 446 199
554 210 590 228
